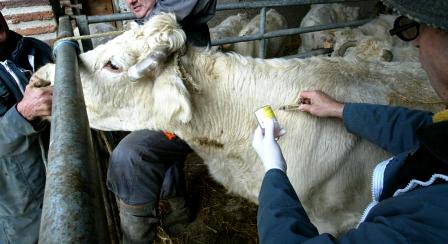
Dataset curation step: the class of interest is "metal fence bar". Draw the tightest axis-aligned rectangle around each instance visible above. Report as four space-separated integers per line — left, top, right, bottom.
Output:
39 16 109 243
76 12 371 53
82 0 369 24
74 15 94 52
211 18 372 46
258 7 267 58
216 0 369 10
76 0 372 56
87 12 135 24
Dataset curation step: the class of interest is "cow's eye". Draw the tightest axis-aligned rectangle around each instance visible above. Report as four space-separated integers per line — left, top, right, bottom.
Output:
104 60 123 73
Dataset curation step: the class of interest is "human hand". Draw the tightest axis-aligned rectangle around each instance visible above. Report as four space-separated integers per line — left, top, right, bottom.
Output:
252 119 287 173
295 90 344 118
16 82 53 121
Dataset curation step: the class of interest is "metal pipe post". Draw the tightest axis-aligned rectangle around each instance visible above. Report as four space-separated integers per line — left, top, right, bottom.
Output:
87 12 135 24
39 16 109 243
217 0 369 10
258 7 267 58
75 15 94 52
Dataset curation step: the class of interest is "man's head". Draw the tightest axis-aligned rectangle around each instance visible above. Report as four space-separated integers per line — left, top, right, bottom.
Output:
0 11 9 44
127 0 156 19
382 0 448 101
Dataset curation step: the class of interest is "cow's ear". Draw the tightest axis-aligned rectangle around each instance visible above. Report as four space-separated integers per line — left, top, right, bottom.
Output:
152 73 192 124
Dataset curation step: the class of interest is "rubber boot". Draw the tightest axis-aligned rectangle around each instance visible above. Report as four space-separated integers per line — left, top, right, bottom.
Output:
119 201 159 244
159 196 190 235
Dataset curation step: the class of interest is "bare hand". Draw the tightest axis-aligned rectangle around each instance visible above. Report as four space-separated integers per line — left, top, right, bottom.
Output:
17 83 53 121
295 90 344 118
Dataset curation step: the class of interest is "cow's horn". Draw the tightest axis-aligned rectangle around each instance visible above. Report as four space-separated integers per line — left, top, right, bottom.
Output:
335 40 357 57
128 47 169 82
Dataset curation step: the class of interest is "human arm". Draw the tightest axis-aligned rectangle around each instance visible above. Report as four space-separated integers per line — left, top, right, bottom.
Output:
252 109 436 243
297 90 433 154
252 117 329 242
342 103 433 154
0 82 52 156
258 169 336 244
16 82 52 121
296 90 344 118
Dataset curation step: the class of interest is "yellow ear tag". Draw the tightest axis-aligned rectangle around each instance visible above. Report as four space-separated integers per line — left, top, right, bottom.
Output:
432 109 448 123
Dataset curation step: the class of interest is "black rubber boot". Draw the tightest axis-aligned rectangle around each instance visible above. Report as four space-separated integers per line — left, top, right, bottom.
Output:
119 201 159 244
159 196 190 235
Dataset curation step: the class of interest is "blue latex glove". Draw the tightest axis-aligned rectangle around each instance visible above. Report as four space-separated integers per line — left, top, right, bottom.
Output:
252 119 287 173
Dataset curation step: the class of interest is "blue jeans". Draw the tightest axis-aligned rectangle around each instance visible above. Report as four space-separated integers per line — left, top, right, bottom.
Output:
107 130 192 206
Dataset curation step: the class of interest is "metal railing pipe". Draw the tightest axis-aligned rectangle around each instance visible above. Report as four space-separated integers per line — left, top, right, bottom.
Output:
216 0 369 10
39 16 109 243
87 12 135 24
75 15 94 52
211 18 372 46
82 0 369 24
258 7 267 58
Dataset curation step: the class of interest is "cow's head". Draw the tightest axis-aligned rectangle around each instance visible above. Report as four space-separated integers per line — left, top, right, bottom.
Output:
37 13 193 131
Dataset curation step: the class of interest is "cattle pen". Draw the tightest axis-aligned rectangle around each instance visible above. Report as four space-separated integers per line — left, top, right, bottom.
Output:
40 0 375 243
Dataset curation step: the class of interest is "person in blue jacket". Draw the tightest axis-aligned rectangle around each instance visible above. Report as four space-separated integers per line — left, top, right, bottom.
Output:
106 0 216 243
0 11 53 244
252 0 448 243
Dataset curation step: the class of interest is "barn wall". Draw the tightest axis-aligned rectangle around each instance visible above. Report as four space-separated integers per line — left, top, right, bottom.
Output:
81 0 114 16
0 0 58 44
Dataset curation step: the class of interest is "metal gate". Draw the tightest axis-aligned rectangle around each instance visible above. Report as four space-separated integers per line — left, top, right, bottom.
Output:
40 0 373 242
75 0 373 58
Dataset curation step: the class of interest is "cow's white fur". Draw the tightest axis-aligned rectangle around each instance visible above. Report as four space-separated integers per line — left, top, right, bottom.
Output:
36 13 443 235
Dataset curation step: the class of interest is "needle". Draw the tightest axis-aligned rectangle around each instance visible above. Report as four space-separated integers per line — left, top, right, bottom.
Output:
278 104 300 111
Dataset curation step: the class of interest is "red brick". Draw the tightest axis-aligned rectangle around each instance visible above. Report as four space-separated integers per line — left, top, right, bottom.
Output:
15 25 57 36
6 11 55 24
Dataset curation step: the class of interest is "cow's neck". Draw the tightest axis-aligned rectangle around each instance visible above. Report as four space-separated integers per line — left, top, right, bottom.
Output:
176 47 303 154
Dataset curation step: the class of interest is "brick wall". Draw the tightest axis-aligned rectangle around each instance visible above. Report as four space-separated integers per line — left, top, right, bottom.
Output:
0 0 58 44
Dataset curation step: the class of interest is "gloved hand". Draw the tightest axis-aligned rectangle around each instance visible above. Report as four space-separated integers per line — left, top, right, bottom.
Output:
252 119 287 173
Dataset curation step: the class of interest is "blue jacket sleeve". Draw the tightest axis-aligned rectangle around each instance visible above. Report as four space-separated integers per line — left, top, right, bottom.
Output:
0 105 41 156
342 103 433 154
258 169 335 244
257 169 413 244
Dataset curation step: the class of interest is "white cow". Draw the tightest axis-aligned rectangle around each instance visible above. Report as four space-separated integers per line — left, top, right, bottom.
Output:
232 9 288 58
36 13 443 235
299 3 360 52
209 13 250 51
332 15 419 62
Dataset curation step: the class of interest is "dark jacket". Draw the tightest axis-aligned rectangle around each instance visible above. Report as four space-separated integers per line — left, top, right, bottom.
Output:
138 0 217 46
0 30 52 244
258 103 448 243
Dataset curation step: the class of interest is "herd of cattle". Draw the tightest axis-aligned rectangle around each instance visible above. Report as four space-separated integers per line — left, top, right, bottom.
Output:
37 4 443 236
